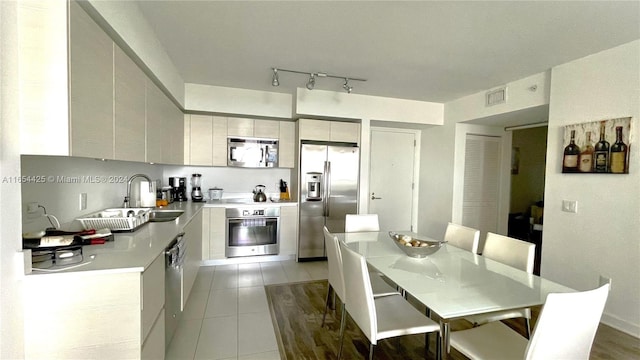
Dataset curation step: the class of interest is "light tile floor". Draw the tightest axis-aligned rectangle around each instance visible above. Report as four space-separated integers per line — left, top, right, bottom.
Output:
166 260 328 360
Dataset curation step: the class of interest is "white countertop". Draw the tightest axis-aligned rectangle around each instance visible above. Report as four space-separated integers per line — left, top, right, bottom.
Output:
27 201 206 276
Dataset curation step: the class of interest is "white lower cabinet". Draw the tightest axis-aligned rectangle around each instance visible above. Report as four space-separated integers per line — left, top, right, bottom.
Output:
142 309 165 360
23 252 167 359
202 207 226 260
279 205 298 256
183 210 203 307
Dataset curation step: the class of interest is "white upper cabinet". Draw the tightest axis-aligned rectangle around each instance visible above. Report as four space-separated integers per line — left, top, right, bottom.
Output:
188 115 213 166
212 116 228 166
114 46 146 162
279 121 295 168
69 1 114 159
227 118 280 139
298 118 360 144
146 82 165 164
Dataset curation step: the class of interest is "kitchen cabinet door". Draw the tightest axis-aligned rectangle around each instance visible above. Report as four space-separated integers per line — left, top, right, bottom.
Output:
69 1 114 159
209 207 226 259
189 115 213 166
227 118 254 137
279 121 295 168
141 253 165 342
114 45 146 162
255 119 280 139
167 103 184 165
279 205 298 256
183 209 203 308
298 119 331 141
330 121 360 143
141 309 165 360
146 82 164 164
212 116 228 166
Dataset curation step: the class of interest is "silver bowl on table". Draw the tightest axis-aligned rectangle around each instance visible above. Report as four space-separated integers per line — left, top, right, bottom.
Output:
388 231 446 258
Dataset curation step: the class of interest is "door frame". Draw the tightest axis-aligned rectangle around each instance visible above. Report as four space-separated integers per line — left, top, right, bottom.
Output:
368 126 421 232
452 123 512 236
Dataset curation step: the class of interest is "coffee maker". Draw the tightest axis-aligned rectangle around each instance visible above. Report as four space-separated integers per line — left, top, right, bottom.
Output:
191 174 203 202
169 177 187 202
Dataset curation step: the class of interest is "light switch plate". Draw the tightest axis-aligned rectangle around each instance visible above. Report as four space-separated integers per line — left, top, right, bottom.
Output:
562 200 578 213
79 193 87 211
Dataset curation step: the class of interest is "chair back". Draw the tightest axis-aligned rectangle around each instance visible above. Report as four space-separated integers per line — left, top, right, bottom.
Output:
345 214 380 232
339 241 377 344
323 226 346 302
444 222 481 254
525 283 610 360
482 232 535 273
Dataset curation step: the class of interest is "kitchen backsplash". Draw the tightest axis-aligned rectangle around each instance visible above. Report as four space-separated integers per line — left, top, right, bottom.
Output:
21 155 163 232
20 156 292 233
162 166 291 199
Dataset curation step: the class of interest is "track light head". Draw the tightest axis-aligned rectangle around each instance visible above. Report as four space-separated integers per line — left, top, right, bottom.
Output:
343 78 353 94
306 74 315 90
271 68 279 87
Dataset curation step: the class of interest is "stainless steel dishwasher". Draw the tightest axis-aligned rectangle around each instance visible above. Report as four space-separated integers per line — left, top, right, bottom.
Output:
164 232 185 347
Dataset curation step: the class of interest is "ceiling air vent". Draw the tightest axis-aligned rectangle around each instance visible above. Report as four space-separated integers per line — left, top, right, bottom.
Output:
486 86 507 106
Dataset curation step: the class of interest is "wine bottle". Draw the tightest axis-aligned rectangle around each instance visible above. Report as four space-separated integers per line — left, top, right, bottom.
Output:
579 131 594 172
562 130 580 173
610 126 628 173
593 122 610 173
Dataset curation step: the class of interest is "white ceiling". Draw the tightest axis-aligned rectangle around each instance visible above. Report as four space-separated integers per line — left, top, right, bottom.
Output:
133 1 639 104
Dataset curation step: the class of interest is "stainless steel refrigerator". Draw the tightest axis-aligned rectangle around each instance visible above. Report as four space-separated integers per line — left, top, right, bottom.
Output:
298 141 359 260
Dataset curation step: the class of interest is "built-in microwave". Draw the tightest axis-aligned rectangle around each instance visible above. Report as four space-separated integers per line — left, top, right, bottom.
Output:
227 137 278 168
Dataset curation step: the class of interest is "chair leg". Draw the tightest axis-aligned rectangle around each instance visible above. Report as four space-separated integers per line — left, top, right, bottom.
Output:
321 285 333 327
337 305 346 360
435 332 442 360
525 318 531 339
368 343 374 360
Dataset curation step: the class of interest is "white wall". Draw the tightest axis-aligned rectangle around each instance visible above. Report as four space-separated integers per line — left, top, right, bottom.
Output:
1 1 26 357
542 40 640 336
296 88 444 125
21 156 163 233
185 83 293 119
162 165 291 200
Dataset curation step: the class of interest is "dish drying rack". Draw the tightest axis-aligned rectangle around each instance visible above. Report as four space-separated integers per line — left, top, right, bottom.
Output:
77 208 150 232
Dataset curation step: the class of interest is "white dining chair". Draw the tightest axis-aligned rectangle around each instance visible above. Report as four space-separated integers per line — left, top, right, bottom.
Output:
338 241 442 360
345 214 380 232
321 227 398 328
450 282 610 360
443 222 481 254
465 232 536 338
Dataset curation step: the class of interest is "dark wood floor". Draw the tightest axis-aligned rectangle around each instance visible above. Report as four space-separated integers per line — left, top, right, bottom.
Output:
266 280 640 360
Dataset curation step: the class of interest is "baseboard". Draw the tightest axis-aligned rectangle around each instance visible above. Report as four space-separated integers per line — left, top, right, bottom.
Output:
602 312 640 338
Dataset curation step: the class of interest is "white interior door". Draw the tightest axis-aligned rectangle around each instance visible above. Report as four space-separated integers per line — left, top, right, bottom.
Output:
369 128 419 231
462 134 501 236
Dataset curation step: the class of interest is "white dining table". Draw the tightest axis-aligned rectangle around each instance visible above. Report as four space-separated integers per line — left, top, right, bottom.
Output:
335 231 574 359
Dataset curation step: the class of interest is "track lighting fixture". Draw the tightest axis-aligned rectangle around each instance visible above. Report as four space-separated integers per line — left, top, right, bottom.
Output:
306 74 315 90
271 67 366 93
343 78 352 94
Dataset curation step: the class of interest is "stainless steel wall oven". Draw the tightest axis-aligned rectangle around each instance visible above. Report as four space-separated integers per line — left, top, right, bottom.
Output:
225 207 279 257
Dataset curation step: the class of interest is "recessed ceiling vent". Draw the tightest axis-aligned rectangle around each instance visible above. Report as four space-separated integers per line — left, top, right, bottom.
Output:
486 86 507 106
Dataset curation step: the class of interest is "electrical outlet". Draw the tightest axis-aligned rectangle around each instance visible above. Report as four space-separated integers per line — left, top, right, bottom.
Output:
79 193 87 211
562 200 578 213
599 275 612 290
26 202 39 214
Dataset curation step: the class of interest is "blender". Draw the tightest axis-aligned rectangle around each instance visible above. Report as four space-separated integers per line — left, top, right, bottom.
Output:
191 174 203 202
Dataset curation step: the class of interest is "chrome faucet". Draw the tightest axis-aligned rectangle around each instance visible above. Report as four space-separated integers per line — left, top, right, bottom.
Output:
123 174 153 207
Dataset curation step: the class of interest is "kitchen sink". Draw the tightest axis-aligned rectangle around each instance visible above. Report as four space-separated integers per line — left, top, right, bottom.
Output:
148 209 184 222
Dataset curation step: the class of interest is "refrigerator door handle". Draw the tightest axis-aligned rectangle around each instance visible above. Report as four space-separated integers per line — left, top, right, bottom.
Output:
324 161 331 217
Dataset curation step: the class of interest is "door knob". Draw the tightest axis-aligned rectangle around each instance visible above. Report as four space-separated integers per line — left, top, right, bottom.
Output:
371 192 382 200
